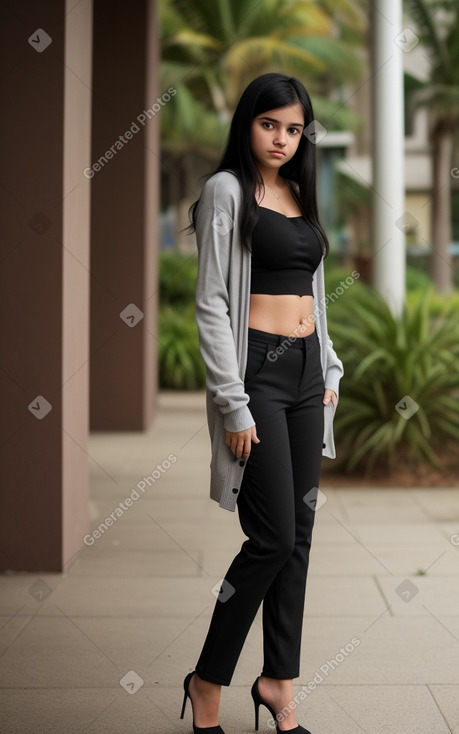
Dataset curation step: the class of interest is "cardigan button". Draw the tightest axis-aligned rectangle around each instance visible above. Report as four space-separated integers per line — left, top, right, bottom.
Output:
323 443 326 448
239 460 244 466
232 487 239 494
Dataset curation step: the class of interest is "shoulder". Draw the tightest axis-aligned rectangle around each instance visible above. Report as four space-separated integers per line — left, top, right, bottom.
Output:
199 170 242 210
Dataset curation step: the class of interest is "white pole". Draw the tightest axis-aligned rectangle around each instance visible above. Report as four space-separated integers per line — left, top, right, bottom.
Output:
371 0 406 315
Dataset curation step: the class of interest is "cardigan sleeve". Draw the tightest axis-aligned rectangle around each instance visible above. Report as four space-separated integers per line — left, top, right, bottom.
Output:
313 259 344 398
194 173 255 433
324 332 344 397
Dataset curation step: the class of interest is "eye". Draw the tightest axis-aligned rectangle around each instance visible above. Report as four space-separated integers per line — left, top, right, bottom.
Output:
261 121 273 129
288 127 300 135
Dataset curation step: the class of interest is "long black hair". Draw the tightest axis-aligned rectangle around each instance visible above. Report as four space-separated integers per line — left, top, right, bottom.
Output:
188 72 329 257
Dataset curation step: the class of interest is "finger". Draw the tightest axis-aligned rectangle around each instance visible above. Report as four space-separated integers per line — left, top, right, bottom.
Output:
241 439 251 460
323 389 333 404
251 427 260 444
236 437 246 459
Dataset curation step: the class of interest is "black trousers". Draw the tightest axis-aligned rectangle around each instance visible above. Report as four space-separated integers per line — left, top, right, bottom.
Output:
195 326 325 686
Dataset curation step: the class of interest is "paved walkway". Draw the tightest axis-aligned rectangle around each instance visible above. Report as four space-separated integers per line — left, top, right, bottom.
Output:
1 391 459 734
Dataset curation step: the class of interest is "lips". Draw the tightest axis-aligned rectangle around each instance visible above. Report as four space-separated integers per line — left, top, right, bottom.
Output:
269 150 286 157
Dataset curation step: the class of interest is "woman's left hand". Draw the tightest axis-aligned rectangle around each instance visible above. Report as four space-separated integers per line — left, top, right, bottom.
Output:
323 388 338 408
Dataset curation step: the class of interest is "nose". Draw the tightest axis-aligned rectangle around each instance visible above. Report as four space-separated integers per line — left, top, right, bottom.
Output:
273 128 287 146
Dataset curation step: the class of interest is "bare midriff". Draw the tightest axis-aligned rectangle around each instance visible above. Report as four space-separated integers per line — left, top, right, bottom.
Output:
248 294 315 338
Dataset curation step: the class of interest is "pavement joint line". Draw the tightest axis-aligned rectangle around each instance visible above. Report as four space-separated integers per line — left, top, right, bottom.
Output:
179 420 208 449
54 604 118 667
329 513 393 574
333 488 352 524
426 683 456 734
423 549 448 573
362 604 392 634
372 574 395 615
80 696 117 733
421 605 459 645
0 608 26 633
147 603 210 668
328 694 369 733
410 491 440 521
0 609 32 662
0 561 79 658
146 694 176 725
145 512 211 576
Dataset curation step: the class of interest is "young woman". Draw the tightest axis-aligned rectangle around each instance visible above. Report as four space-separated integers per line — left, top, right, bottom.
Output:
180 73 343 734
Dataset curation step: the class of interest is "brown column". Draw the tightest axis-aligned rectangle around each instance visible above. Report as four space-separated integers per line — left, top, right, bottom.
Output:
0 1 93 571
89 0 159 430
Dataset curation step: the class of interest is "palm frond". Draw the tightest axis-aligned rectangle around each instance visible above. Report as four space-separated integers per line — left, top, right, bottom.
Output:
329 282 459 473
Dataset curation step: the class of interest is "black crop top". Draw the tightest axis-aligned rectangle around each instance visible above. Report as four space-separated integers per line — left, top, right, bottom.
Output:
250 207 323 296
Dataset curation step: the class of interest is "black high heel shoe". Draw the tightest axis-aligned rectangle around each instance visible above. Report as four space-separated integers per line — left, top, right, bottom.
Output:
180 671 225 733
251 677 312 734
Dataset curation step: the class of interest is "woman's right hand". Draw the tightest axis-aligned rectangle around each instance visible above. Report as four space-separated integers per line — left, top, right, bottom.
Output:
225 425 260 461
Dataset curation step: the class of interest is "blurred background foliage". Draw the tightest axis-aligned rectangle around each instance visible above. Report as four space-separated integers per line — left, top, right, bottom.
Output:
158 247 459 474
159 0 366 158
158 0 459 477
328 284 459 475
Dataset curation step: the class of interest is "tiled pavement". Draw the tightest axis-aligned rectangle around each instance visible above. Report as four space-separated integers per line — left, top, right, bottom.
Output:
1 391 459 734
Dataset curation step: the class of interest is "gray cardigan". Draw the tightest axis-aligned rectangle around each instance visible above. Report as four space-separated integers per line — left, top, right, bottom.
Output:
194 170 344 511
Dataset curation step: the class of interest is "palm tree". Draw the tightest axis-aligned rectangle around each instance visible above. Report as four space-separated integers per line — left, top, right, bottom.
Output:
159 0 366 247
160 0 365 143
405 0 459 294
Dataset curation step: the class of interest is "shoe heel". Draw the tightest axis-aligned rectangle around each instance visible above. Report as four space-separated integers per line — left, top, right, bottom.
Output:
251 677 284 732
180 671 194 720
254 700 260 731
251 678 263 731
180 687 188 719
181 671 226 733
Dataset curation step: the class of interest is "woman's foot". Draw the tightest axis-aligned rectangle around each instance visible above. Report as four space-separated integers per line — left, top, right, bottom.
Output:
257 676 298 731
188 672 222 728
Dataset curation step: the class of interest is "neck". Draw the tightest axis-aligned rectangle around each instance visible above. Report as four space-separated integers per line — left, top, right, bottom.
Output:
257 166 285 190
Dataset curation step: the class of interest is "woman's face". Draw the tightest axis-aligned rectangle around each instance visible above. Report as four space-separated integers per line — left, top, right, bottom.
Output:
250 103 305 172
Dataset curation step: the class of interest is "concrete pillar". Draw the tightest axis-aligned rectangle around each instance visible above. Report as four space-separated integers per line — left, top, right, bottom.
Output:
0 1 93 570
89 0 160 430
371 0 406 314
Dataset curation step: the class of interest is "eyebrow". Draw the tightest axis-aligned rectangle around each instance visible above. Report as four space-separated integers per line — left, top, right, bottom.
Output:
259 116 304 128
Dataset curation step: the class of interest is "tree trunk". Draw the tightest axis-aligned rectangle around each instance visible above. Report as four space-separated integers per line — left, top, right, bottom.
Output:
431 129 454 294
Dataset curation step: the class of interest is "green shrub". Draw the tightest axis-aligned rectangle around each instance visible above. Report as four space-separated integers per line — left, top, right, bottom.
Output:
406 286 459 317
405 263 433 291
328 284 459 474
158 304 205 389
158 252 204 389
159 251 198 305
